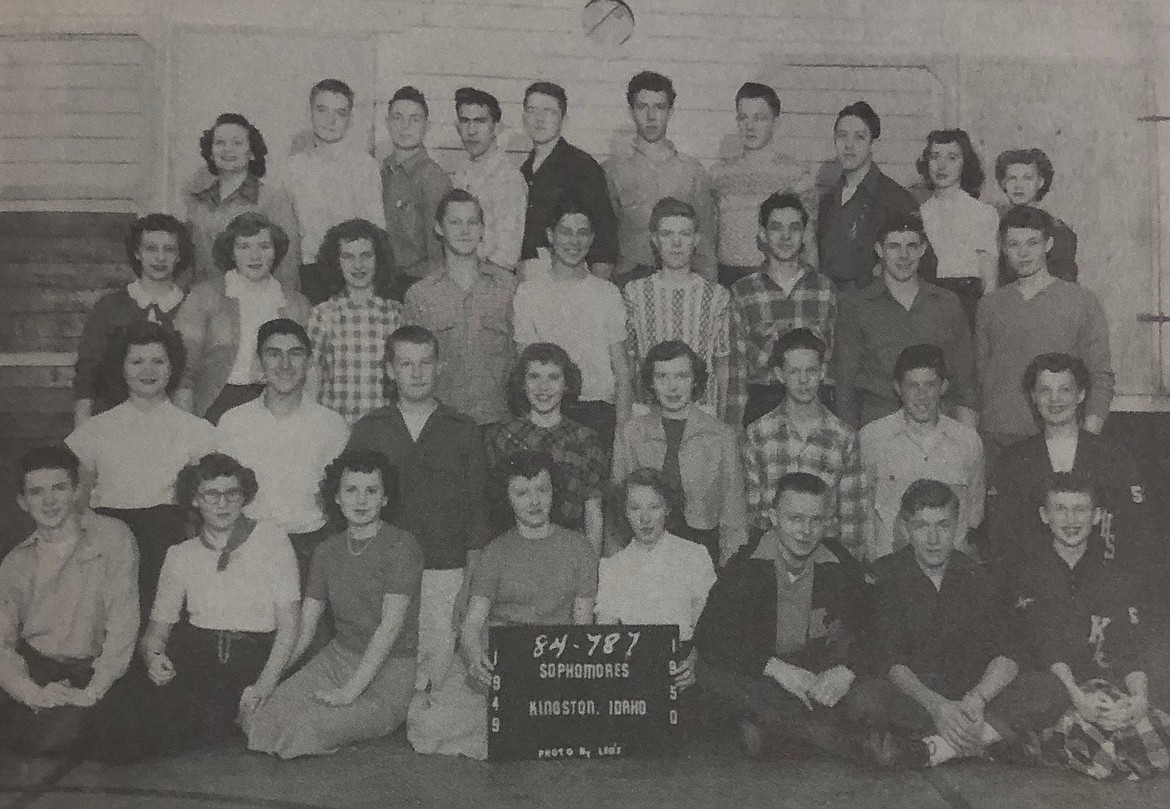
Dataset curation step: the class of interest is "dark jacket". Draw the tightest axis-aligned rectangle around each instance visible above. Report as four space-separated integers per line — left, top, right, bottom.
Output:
520 138 618 264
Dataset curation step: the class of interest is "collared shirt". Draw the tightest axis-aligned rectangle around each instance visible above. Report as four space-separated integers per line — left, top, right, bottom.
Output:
817 164 920 285
347 402 490 569
0 511 139 697
597 532 716 642
520 137 618 264
859 411 985 560
152 520 300 633
727 267 836 427
920 190 998 280
185 173 301 291
217 395 349 533
604 138 717 279
66 400 216 510
976 279 1114 436
452 143 528 270
710 144 819 267
381 148 452 276
287 140 385 263
873 547 1022 698
513 273 626 403
742 400 868 554
834 280 976 430
484 417 606 532
751 537 839 656
623 272 730 416
403 262 518 425
307 293 404 424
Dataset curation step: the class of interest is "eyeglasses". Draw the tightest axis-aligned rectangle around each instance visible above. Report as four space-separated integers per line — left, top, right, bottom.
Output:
197 488 245 506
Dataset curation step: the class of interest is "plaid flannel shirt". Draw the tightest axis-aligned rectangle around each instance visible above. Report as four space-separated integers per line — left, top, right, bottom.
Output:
306 294 403 424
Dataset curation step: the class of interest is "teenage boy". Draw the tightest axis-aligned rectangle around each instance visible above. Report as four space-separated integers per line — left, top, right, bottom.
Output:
347 325 489 696
513 195 631 453
835 212 976 431
976 206 1113 452
742 328 868 559
404 188 517 427
623 197 731 418
217 318 349 583
695 472 869 761
817 101 922 290
381 86 452 292
985 353 1145 563
519 81 617 278
288 79 386 304
727 192 836 428
604 71 716 283
0 446 138 754
995 148 1077 283
860 344 984 562
711 82 818 288
851 479 1067 770
452 87 527 271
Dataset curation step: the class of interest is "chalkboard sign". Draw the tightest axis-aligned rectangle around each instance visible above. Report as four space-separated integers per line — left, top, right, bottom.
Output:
487 624 680 762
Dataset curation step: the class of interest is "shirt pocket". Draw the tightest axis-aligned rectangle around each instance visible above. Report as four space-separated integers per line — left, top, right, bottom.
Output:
479 314 512 356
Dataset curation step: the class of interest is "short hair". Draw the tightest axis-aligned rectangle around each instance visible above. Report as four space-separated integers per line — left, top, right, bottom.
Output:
899 478 960 519
876 210 927 243
315 218 396 300
320 448 399 527
17 445 80 491
310 78 354 108
455 86 502 123
918 129 985 196
769 327 826 368
1044 471 1096 505
389 85 429 117
758 192 808 229
641 340 708 403
199 112 268 177
834 101 881 140
995 148 1055 202
175 453 260 520
100 320 187 404
385 324 439 362
611 467 682 544
894 344 947 384
125 213 194 279
501 449 556 485
547 193 593 231
774 471 828 501
1023 352 1091 396
211 211 290 273
507 342 583 416
435 187 484 224
999 204 1054 241
648 197 697 232
735 82 780 116
524 81 568 116
626 71 676 107
256 318 310 355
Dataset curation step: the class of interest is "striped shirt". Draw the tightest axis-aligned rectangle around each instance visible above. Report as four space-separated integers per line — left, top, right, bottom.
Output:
727 268 837 428
742 399 868 556
307 294 404 424
623 272 730 417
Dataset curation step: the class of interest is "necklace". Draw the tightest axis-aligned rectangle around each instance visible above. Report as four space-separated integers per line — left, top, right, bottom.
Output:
347 527 379 556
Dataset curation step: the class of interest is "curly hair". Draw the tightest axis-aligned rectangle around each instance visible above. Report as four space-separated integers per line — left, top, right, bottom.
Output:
124 213 194 279
99 320 186 405
995 148 1055 202
314 218 397 300
917 129 985 196
608 467 683 547
17 444 80 491
319 448 399 528
175 453 259 526
211 211 290 273
199 112 268 177
641 340 707 403
506 342 582 416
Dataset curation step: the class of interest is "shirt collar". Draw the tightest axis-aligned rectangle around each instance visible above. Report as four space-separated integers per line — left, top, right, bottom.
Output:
631 137 678 161
224 269 286 303
386 147 431 174
469 142 505 169
126 280 183 314
22 510 104 561
192 173 260 206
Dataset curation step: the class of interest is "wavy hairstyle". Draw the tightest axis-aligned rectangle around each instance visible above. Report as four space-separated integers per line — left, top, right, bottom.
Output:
211 211 290 273
506 342 582 417
917 129 985 196
315 218 397 300
175 453 259 528
199 112 268 177
99 320 187 405
125 213 194 279
319 448 399 527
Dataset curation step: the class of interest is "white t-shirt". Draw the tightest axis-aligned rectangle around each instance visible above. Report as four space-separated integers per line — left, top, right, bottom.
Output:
513 274 626 403
217 395 349 533
920 191 998 280
596 532 717 642
151 520 300 632
66 400 217 509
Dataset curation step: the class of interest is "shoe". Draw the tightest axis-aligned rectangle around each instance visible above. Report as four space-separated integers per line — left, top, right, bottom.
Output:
861 729 929 770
